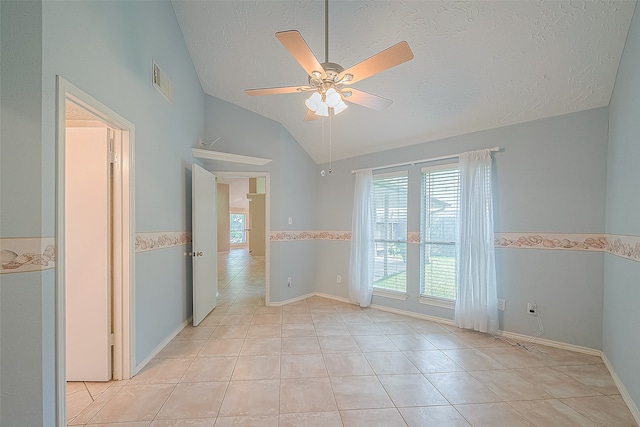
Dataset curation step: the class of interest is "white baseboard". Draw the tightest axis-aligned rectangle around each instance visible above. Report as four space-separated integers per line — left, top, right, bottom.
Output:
494 330 602 357
313 292 350 304
313 293 458 328
601 352 640 425
311 292 456 327
134 317 191 374
268 292 316 307
311 292 605 358
369 302 457 327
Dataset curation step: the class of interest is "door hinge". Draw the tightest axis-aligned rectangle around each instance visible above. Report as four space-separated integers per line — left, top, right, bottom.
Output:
109 151 118 164
110 333 115 346
108 133 117 163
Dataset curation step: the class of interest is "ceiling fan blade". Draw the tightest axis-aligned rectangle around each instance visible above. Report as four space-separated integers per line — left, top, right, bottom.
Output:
338 41 414 85
303 109 320 122
245 85 312 96
343 88 393 111
275 30 326 79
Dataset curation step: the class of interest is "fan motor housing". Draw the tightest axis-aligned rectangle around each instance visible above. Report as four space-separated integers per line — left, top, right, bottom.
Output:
309 62 345 88
321 62 344 81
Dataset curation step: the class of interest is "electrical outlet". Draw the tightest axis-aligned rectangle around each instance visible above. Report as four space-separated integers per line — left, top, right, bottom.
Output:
497 299 505 311
527 302 537 315
337 275 342 283
288 217 293 225
287 277 292 287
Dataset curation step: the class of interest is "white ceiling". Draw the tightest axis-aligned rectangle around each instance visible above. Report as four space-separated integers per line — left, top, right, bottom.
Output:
172 1 635 164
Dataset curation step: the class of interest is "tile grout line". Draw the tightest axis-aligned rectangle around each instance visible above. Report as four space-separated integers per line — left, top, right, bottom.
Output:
69 250 636 426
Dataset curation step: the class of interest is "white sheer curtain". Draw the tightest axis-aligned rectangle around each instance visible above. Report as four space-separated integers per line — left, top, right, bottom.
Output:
349 169 374 307
454 149 498 333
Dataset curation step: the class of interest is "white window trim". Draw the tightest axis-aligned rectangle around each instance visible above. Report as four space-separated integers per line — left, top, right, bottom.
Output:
374 170 408 179
374 289 409 301
420 162 458 173
418 295 455 309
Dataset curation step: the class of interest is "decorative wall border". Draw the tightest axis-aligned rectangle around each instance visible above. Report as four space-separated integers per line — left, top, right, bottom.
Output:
0 231 193 274
494 233 607 252
495 233 640 262
270 230 351 241
605 234 640 263
0 237 56 274
2 231 636 274
407 232 420 244
135 231 192 253
271 230 640 263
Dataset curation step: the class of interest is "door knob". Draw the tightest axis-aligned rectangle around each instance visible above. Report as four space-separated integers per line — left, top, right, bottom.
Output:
197 251 203 257
188 251 203 257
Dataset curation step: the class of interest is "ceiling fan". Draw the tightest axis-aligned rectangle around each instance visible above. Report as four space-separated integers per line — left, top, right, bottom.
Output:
244 0 414 121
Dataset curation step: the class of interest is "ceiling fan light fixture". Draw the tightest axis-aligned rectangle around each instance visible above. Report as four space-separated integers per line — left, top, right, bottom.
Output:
325 88 341 107
316 100 329 117
305 91 322 112
333 99 348 115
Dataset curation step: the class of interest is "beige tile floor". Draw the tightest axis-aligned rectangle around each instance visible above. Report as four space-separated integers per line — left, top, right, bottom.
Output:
67 249 638 426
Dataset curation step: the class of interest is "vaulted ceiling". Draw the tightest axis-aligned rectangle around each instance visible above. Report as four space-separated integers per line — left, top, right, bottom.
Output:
172 1 635 164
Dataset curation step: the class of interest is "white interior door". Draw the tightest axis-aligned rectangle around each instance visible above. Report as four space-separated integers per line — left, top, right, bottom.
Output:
192 164 218 326
66 127 112 381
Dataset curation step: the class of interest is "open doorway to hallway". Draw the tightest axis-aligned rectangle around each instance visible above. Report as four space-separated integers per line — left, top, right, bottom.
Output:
215 173 270 306
217 249 266 306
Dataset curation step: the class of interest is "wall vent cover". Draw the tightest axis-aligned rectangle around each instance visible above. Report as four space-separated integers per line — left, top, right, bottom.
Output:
152 61 173 104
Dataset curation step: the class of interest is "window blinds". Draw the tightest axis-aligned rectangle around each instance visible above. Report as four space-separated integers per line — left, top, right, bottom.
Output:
421 165 460 300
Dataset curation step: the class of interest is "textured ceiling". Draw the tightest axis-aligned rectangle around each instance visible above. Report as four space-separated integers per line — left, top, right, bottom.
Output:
66 101 100 122
172 1 635 164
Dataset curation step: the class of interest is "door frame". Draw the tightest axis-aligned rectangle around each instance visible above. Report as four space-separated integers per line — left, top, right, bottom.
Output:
55 76 135 425
214 172 271 306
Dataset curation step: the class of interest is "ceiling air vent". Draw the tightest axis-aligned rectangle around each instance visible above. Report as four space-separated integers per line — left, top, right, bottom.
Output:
152 61 173 104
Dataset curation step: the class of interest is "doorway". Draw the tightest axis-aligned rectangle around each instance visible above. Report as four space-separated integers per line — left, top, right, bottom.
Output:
55 77 134 425
215 173 270 306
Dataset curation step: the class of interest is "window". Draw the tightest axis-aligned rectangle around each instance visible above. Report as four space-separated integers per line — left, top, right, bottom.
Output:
420 164 460 300
230 213 247 244
372 172 408 293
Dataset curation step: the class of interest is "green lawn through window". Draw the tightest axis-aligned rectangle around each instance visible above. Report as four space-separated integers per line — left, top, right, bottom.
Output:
374 256 456 300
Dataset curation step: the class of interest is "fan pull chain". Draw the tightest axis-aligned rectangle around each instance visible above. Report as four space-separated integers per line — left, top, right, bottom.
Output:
329 111 332 173
322 116 325 151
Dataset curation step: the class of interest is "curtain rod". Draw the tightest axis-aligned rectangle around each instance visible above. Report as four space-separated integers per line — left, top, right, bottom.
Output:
351 146 501 175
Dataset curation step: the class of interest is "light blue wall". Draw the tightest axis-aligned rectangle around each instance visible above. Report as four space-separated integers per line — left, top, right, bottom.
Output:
203 95 283 226
316 107 609 349
41 1 204 369
136 246 193 362
0 2 49 425
604 3 640 412
202 95 318 302
276 128 318 300
2 1 205 424
0 0 43 236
